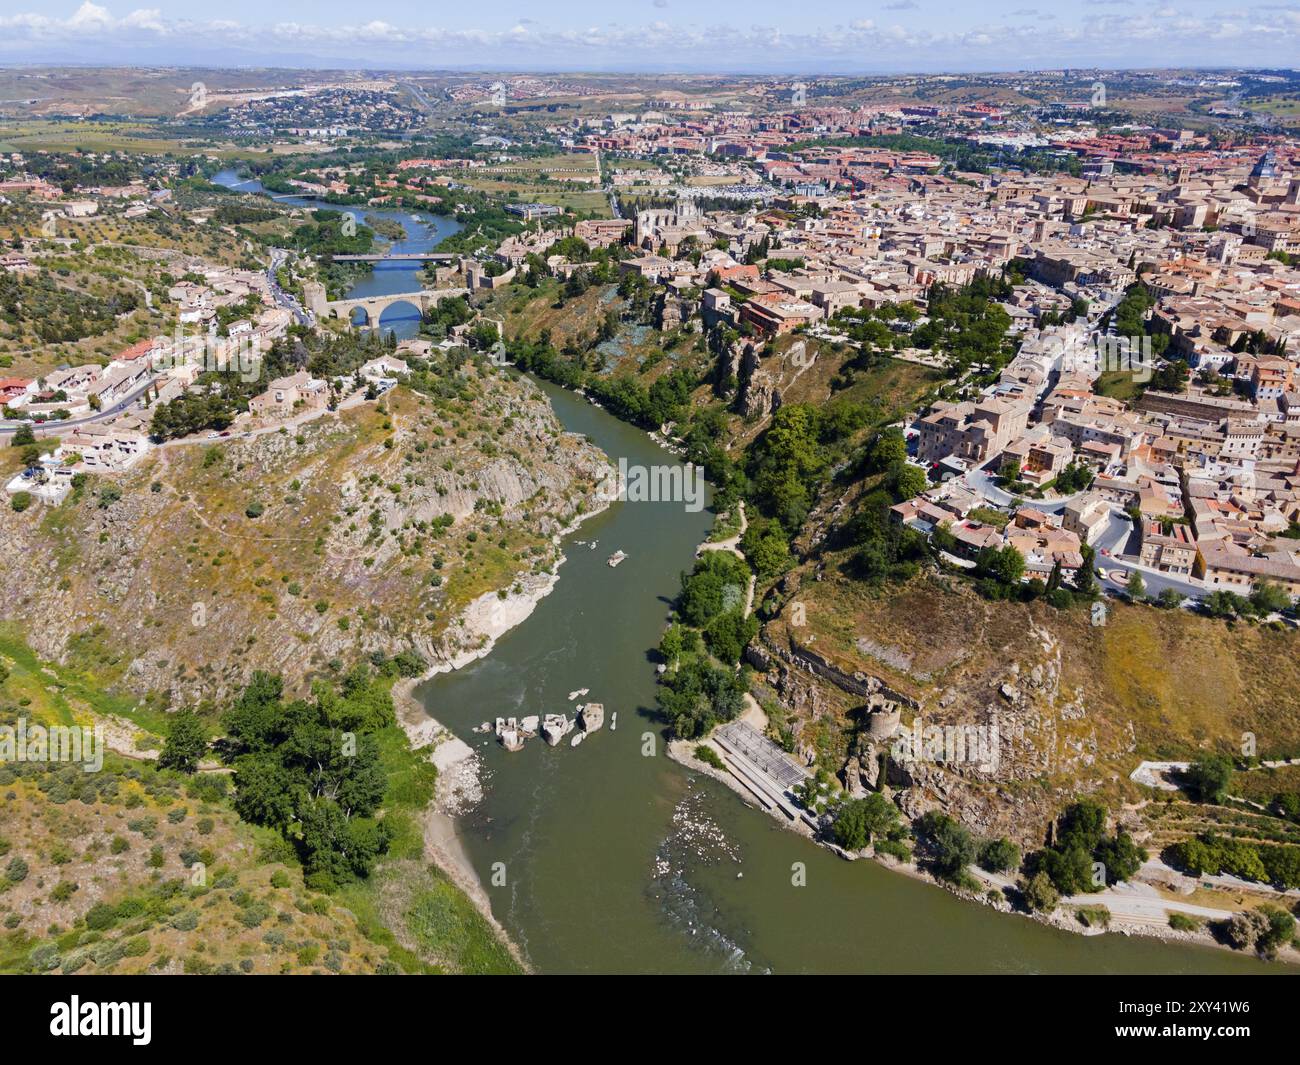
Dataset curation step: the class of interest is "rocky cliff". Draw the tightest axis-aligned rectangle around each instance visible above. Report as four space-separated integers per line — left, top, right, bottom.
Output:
0 367 611 709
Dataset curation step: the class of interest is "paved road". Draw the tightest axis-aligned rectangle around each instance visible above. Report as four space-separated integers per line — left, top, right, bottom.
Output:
958 463 1090 514
0 377 160 438
267 248 312 326
1091 508 1205 600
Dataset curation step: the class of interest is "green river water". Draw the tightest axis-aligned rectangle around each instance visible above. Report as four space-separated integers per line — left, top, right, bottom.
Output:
201 168 1270 973
416 380 1274 975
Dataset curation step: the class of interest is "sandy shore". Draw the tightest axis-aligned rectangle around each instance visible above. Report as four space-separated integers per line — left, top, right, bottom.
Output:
385 491 614 970
392 676 529 969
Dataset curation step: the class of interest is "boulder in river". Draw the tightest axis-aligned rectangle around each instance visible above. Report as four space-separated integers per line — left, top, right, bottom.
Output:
542 713 572 746
579 703 605 733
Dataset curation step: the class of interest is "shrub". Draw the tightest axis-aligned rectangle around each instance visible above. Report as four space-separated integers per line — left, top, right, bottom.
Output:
834 794 902 852
1023 871 1059 912
1256 905 1296 958
50 880 78 902
1183 755 1234 804
85 902 118 931
874 837 911 863
978 837 1021 874
914 810 976 880
1075 905 1111 929
1220 909 1271 952
10 491 32 512
693 744 725 770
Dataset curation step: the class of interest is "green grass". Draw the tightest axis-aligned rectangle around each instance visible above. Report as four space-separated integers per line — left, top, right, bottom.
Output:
968 506 1010 529
405 872 521 975
1094 370 1143 403
0 625 146 729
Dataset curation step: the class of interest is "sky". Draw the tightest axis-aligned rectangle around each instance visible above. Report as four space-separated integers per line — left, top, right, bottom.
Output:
0 1 1298 73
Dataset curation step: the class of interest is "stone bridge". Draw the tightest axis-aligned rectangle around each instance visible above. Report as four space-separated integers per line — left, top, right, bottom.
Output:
304 282 470 328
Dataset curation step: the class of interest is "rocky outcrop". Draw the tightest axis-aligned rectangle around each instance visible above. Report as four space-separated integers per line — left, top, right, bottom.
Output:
0 370 611 708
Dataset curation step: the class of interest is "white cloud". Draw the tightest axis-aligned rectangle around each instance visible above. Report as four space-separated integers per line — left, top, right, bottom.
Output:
0 3 1296 71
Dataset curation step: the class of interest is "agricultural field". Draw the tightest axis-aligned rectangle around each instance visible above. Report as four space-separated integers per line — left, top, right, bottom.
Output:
451 152 610 216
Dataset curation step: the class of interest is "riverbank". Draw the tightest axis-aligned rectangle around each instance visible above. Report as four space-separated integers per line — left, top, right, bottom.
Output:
392 675 528 970
387 478 616 971
671 722 1300 965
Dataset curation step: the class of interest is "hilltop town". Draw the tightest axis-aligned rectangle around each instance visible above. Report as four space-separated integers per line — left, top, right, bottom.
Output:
3 65 1300 974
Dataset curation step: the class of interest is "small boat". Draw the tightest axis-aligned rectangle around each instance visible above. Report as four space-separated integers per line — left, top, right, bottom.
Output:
607 550 627 568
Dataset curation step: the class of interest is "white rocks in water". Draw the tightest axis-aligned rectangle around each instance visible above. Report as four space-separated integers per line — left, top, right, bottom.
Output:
570 731 586 747
567 688 589 701
542 713 573 746
610 712 617 731
520 715 540 734
495 716 529 751
579 702 605 733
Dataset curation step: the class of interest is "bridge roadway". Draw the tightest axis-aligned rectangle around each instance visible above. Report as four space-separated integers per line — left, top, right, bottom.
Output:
327 252 458 262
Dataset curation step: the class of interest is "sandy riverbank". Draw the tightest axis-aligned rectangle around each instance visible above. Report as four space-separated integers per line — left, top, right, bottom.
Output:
392 676 528 970
386 489 615 970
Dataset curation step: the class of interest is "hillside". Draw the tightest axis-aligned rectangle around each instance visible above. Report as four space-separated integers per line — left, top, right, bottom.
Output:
0 636 518 975
0 366 610 715
753 567 1300 846
0 360 606 975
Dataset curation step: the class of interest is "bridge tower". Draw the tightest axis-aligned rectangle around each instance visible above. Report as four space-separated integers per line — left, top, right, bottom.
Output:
304 281 328 320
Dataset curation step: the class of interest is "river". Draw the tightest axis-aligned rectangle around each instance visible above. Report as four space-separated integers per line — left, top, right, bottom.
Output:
213 168 462 339
217 166 1272 974
414 383 1272 975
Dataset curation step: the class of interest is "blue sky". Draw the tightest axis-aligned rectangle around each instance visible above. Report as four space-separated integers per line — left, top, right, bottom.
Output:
0 1 1297 72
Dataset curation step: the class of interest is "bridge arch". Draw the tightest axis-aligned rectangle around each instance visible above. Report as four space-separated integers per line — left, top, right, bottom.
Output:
375 298 424 330
314 286 471 330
